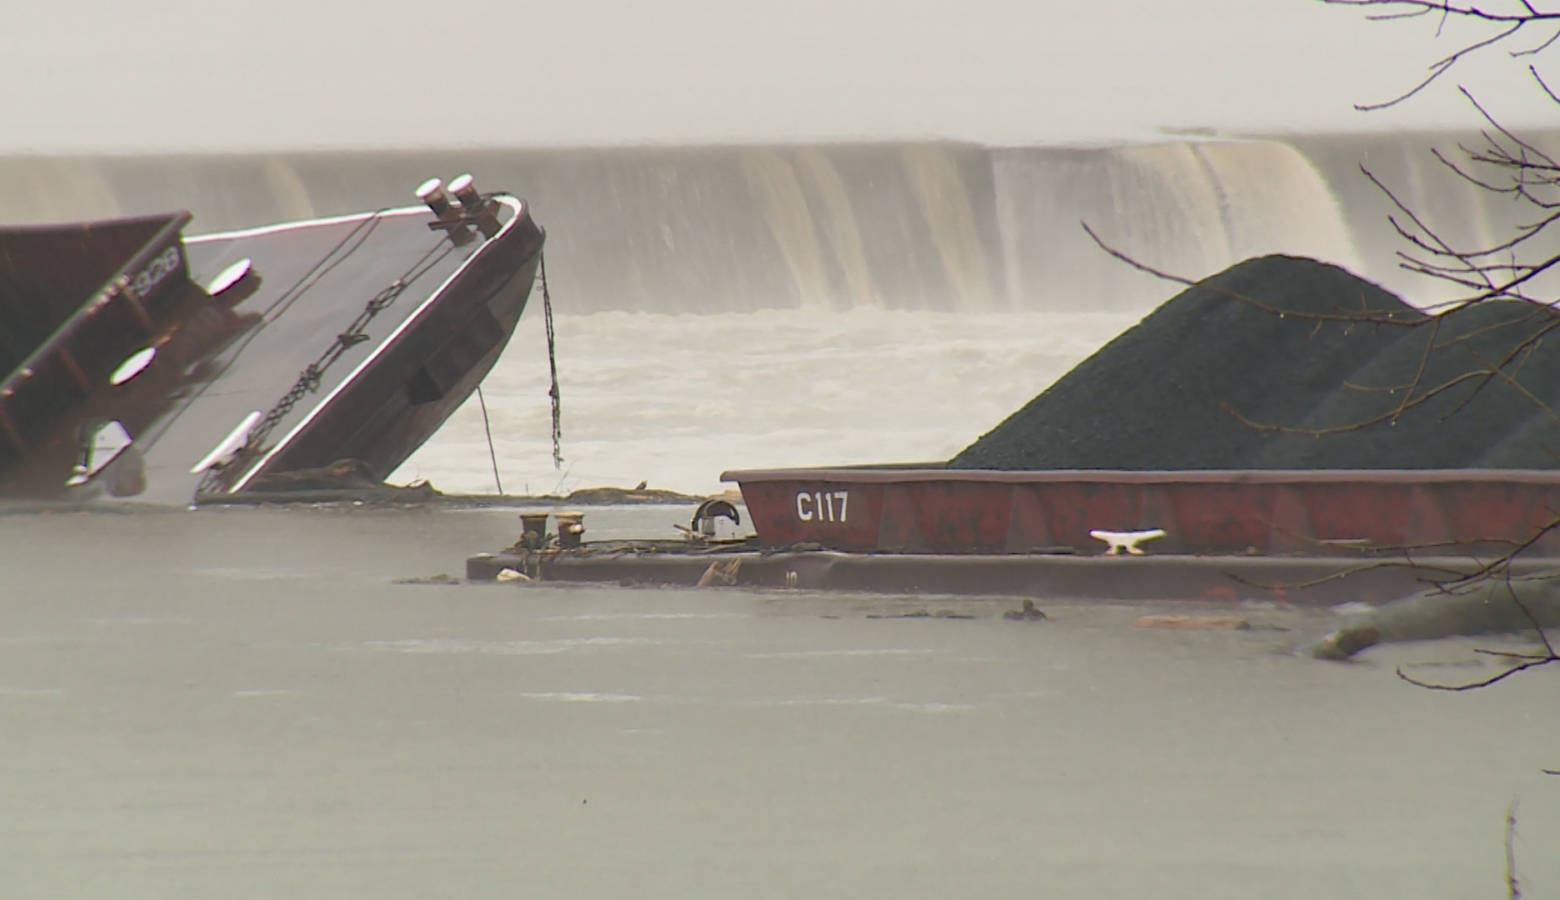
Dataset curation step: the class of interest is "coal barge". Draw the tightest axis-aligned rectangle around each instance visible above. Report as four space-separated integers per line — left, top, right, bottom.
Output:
465 467 1560 606
466 256 1560 606
0 174 546 506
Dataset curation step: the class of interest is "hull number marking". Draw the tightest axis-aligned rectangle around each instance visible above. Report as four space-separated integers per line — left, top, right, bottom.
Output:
796 490 848 523
131 245 182 298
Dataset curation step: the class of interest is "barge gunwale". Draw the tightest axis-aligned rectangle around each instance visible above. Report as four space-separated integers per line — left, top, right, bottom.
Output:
466 544 1560 607
722 467 1560 486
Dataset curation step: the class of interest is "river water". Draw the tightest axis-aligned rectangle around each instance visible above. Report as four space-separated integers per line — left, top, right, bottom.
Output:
1 505 1555 898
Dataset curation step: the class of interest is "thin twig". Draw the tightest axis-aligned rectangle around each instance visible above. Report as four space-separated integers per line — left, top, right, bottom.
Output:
1397 654 1558 689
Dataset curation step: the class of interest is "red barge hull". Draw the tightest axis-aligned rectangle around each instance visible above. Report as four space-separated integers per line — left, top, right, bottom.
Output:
721 467 1560 558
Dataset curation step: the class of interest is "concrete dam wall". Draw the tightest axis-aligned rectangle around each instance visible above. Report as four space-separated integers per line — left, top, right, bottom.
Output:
3 131 1554 313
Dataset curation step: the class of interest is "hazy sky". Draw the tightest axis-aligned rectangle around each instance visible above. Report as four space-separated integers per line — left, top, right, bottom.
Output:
3 0 1554 152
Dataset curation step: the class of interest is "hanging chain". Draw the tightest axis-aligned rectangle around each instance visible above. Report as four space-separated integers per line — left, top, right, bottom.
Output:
196 278 411 496
252 279 408 448
541 252 563 469
195 240 555 495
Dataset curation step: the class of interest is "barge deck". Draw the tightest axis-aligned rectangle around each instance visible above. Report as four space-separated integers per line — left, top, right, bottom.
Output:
466 539 1560 606
465 466 1560 606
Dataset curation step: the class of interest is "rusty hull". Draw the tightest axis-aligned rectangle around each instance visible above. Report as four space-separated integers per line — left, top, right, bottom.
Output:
722 467 1560 557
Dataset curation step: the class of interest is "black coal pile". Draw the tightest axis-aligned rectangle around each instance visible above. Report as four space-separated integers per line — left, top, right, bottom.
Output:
949 255 1560 470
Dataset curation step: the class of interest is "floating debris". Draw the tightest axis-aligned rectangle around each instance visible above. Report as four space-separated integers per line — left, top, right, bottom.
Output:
696 558 742 587
1135 614 1251 631
1003 599 1048 621
391 573 463 586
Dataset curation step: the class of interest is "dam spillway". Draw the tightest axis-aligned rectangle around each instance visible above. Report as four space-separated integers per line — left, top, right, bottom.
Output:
4 131 1554 316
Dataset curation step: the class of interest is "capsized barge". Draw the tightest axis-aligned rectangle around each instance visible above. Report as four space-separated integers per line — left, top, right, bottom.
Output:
0 175 545 506
466 466 1560 606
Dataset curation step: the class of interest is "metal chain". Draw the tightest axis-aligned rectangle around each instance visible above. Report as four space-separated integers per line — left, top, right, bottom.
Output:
253 280 407 445
196 241 554 495
196 278 410 495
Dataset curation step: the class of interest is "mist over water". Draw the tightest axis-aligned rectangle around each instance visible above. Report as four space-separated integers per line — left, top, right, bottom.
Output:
7 133 1544 312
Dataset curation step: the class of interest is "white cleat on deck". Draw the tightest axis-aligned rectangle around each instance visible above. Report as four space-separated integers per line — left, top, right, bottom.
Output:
1089 528 1166 556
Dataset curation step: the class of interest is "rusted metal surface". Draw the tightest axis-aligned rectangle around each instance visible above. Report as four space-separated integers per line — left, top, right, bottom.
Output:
0 213 193 466
722 467 1560 556
1 194 544 505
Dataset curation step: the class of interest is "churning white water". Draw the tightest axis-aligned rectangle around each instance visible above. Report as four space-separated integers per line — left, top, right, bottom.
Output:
398 307 1138 496
5 133 1555 498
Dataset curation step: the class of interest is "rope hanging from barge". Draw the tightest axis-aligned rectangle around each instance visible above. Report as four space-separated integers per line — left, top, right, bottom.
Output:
477 385 503 496
541 252 562 469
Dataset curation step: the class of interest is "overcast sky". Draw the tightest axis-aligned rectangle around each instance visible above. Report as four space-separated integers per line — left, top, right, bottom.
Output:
3 0 1554 152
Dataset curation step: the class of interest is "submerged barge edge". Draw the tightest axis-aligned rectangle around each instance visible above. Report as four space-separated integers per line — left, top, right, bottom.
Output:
464 547 1560 607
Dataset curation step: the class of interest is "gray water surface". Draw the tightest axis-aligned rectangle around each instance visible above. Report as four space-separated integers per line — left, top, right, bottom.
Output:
1 506 1555 898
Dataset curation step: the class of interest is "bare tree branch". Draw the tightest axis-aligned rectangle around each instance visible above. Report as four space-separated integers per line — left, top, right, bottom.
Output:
1315 2 1539 111
1095 6 1560 677
1396 653 1558 689
1079 221 1196 287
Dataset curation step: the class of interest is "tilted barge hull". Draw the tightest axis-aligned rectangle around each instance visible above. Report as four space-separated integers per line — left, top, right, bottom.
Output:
467 467 1560 606
0 179 545 506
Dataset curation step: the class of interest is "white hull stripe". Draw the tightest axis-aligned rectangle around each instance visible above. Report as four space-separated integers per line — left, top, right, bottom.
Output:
185 205 428 243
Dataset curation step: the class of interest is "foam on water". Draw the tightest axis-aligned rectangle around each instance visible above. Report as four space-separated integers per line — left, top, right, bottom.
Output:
518 691 644 703
888 701 979 714
397 307 1135 495
353 636 660 656
765 696 891 706
541 612 750 622
745 648 941 660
